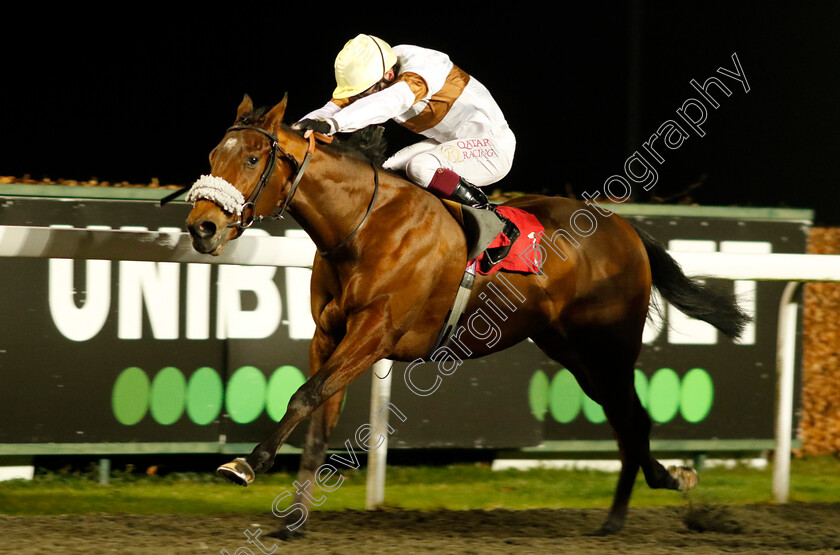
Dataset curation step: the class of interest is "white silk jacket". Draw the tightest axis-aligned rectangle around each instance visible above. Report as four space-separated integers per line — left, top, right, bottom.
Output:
300 45 510 143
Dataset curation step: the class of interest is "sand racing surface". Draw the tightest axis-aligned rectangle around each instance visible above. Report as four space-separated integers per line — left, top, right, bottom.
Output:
2 503 840 554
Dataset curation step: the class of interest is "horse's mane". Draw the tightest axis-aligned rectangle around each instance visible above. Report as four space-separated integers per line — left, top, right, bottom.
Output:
236 106 389 168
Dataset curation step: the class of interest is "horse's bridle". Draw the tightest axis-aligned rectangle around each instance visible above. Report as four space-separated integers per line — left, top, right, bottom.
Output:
224 124 305 232
166 124 380 257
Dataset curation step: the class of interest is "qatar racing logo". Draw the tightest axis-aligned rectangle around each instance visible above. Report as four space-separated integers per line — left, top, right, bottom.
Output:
440 144 463 163
440 139 498 163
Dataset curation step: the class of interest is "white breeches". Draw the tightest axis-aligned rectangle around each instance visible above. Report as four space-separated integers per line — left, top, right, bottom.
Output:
382 126 516 188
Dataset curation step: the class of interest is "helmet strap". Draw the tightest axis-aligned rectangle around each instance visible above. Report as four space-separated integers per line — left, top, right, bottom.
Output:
366 34 387 81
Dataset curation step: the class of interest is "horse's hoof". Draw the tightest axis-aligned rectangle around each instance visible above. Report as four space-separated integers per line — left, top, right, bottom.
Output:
668 465 699 492
265 527 306 541
217 457 255 486
589 517 623 536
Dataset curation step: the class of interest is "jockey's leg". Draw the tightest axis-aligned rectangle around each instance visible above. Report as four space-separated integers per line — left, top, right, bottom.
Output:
402 139 513 192
402 131 518 268
421 168 520 269
424 167 490 207
386 131 515 203
382 139 439 173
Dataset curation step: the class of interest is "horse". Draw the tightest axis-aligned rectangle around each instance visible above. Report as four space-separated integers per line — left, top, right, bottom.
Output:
183 94 748 537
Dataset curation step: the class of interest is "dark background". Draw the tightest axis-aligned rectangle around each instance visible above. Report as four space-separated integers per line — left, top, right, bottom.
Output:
3 3 838 222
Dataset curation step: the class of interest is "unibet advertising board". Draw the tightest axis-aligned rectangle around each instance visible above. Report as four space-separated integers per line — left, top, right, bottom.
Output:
0 188 810 453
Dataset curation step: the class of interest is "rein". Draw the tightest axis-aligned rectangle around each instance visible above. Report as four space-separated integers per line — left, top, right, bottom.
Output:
319 157 380 257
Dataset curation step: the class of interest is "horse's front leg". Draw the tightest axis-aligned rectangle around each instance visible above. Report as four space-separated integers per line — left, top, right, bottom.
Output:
218 302 397 482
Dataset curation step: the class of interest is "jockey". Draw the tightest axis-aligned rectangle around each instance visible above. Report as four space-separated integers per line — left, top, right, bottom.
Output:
294 34 519 264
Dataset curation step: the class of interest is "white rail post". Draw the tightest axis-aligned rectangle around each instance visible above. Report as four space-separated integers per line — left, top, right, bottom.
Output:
774 281 800 503
366 359 393 509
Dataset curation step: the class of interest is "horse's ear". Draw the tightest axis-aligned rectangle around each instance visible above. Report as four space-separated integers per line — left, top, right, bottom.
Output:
265 93 289 130
236 94 254 121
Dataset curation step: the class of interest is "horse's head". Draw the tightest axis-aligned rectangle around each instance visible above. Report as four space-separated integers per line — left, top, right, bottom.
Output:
186 94 299 255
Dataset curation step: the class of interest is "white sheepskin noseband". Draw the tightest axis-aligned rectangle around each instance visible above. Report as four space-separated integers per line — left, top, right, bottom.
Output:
185 175 246 215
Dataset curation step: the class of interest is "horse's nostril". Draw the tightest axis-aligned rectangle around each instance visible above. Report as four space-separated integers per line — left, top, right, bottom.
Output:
201 221 217 236
190 220 217 240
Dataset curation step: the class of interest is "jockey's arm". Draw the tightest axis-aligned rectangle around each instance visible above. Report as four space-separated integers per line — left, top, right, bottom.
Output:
301 81 416 135
328 81 416 133
299 101 341 123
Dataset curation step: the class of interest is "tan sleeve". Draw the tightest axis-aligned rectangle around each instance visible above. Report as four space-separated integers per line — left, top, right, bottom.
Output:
394 71 429 104
400 65 470 134
330 96 352 108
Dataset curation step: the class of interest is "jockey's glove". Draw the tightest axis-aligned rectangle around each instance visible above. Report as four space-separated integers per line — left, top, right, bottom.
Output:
295 118 334 135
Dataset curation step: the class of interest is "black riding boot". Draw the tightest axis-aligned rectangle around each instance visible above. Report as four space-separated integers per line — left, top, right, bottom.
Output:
448 180 520 271
449 180 492 209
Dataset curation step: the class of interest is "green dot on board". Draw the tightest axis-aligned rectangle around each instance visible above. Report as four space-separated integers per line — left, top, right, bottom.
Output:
582 394 607 424
528 370 550 421
226 366 267 424
112 367 150 426
550 369 581 423
648 368 681 423
681 367 714 423
266 365 307 422
186 367 224 425
149 367 187 426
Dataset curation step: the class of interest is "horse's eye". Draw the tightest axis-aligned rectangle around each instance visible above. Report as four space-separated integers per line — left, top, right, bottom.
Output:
246 156 259 167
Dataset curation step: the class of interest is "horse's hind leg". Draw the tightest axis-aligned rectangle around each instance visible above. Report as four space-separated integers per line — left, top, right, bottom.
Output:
561 325 698 496
296 390 345 501
531 330 641 534
532 323 696 535
290 328 344 519
591 375 698 531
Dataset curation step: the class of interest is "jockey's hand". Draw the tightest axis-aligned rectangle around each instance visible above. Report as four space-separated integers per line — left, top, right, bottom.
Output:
294 119 333 135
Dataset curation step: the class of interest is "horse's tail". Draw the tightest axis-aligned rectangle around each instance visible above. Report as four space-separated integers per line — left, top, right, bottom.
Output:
632 224 750 339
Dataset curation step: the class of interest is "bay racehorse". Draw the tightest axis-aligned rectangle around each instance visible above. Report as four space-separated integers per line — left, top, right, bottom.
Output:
183 95 748 537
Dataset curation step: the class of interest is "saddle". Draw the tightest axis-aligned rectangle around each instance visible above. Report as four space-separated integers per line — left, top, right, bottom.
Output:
429 200 545 354
440 200 545 275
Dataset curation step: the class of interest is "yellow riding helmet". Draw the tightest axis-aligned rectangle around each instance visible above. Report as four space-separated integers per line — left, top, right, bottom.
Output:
332 34 398 99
